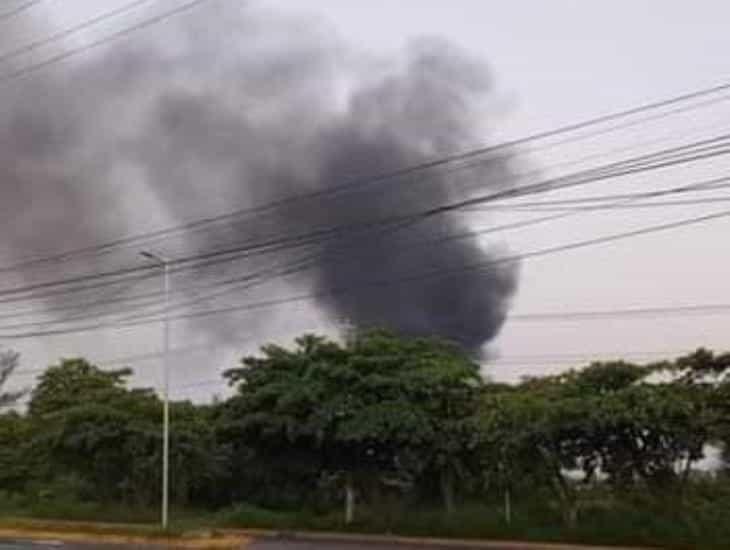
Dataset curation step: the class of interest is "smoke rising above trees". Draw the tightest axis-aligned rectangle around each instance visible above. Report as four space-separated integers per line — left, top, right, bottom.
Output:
0 2 519 352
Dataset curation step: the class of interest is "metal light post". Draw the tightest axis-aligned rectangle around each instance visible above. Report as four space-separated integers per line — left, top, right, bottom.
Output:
140 251 171 530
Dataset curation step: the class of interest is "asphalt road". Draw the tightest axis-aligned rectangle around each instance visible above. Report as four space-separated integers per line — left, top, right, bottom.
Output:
0 543 66 550
0 543 119 550
2 540 503 550
0 543 163 550
2 542 472 550
247 540 493 550
0 537 548 549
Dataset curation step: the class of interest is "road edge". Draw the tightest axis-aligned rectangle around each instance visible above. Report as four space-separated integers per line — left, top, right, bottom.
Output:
0 520 657 549
227 528 656 550
0 525 251 548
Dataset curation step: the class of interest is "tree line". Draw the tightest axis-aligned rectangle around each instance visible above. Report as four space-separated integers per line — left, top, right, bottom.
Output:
0 332 729 538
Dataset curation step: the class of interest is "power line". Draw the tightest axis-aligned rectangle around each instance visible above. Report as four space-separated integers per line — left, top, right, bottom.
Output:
115 172 730 326
0 0 208 86
2 206 728 340
498 196 730 212
0 172 720 321
114 207 730 329
0 218 421 330
5 273 156 330
3 76 730 275
0 0 42 23
0 270 157 307
1 85 724 328
0 0 153 66
0 273 162 319
468 179 730 210
0 159 727 339
509 303 730 322
6 121 730 320
2 147 730 332
2 133 729 303
119 220 422 324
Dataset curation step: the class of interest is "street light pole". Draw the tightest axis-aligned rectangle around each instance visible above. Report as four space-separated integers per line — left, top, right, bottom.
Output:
140 251 171 530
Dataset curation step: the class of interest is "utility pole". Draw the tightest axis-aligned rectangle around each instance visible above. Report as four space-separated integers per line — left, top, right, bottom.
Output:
140 251 171 530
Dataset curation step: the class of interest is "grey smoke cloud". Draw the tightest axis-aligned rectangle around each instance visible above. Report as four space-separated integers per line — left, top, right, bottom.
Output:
0 2 519 353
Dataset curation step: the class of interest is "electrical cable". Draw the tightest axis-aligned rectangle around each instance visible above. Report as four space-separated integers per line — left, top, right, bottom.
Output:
468 179 730 210
0 0 208 86
0 0 42 23
3 76 730 275
2 133 728 302
6 116 730 321
4 167 727 319
117 170 730 325
1 206 728 340
0 0 153 66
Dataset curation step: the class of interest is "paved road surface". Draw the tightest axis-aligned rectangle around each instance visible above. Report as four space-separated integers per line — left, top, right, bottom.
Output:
3 541 445 550
0 543 123 550
0 543 156 550
1 542 474 550
247 540 504 550
0 538 533 549
1 543 67 549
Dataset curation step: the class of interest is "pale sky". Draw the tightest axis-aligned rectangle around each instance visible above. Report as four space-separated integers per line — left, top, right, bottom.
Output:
4 0 730 397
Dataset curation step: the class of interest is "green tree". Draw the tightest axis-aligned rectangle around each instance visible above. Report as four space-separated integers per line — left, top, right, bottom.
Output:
25 358 225 507
168 401 230 508
0 411 32 493
0 349 32 495
478 378 593 527
29 358 135 417
223 330 482 522
27 359 159 503
594 383 713 490
657 348 730 475
476 383 544 525
478 359 719 527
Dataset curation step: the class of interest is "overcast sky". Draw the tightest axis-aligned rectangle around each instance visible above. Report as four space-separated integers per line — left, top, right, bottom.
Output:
4 0 730 396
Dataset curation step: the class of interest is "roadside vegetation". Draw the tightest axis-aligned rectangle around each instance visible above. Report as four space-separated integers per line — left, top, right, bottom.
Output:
1 332 729 548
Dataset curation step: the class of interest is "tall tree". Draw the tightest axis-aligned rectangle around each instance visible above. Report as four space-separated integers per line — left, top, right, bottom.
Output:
223 330 482 522
659 348 730 473
25 358 224 506
478 358 719 527
29 358 135 417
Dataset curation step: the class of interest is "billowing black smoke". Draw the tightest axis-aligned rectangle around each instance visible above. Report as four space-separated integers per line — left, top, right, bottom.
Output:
0 2 519 354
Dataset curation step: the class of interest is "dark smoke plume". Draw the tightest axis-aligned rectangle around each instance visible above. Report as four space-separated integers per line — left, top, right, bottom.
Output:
0 2 519 354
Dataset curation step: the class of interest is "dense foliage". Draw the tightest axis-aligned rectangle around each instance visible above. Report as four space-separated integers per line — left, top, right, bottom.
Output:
1 335 730 547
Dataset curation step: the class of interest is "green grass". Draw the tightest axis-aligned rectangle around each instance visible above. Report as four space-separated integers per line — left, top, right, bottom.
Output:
3 491 730 549
0 517 170 538
215 495 730 549
0 494 219 536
